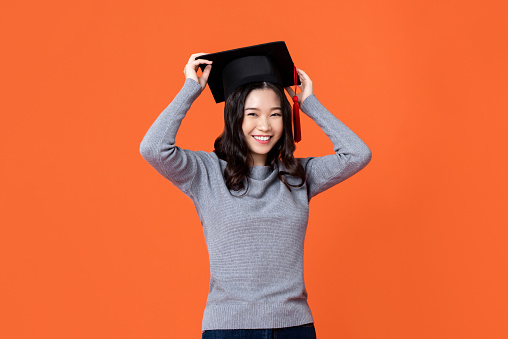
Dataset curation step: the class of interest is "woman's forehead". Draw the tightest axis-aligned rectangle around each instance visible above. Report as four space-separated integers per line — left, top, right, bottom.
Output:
245 88 281 108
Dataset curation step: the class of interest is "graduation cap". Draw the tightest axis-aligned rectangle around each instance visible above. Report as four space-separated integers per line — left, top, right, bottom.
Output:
196 41 302 142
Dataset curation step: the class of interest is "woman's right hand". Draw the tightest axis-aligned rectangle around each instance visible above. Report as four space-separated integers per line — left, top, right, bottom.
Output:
183 53 213 90
285 68 313 105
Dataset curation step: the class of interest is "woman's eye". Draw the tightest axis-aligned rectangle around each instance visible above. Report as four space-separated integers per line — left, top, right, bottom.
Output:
272 112 282 117
246 112 257 116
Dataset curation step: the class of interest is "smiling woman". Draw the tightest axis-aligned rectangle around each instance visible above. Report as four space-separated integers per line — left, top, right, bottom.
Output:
214 79 305 193
242 88 283 166
139 41 372 338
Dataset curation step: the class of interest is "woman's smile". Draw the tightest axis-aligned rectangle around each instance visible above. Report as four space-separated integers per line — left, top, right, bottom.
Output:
252 135 272 143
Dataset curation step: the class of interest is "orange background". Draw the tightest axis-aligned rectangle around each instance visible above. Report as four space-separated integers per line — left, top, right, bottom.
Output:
1 0 507 338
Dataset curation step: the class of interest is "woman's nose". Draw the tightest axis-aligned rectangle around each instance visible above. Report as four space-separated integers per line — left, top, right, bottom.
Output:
257 117 270 131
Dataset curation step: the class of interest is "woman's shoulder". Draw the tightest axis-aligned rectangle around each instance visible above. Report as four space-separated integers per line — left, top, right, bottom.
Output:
295 157 313 168
192 149 219 161
192 150 226 170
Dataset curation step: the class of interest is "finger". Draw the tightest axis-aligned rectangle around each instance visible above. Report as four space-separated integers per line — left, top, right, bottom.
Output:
201 64 212 81
184 59 213 73
188 53 209 63
188 59 213 69
188 58 213 65
296 68 309 79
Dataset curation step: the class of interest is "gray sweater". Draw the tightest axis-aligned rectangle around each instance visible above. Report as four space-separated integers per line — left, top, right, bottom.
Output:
140 78 372 330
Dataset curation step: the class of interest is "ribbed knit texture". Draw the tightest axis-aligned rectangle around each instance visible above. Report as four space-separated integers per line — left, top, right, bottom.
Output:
140 79 372 330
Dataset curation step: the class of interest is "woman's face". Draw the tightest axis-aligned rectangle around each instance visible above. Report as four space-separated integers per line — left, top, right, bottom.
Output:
242 88 283 166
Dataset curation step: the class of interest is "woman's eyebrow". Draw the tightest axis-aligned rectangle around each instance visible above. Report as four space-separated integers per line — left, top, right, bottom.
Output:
244 107 282 110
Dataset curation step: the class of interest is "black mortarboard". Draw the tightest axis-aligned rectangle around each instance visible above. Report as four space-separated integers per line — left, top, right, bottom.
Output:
196 41 302 142
196 41 300 104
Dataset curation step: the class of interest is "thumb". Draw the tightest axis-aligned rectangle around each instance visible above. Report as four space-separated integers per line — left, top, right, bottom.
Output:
199 64 212 89
201 64 212 81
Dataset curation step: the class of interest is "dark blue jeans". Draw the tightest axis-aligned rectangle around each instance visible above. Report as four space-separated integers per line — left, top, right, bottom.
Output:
202 323 316 339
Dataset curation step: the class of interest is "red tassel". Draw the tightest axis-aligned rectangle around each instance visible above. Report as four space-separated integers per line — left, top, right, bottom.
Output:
293 66 301 142
293 95 301 142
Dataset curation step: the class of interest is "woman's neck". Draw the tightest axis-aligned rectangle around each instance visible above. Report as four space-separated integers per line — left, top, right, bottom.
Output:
248 153 268 167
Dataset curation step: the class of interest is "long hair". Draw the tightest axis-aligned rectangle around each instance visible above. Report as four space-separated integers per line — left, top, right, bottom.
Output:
213 81 306 193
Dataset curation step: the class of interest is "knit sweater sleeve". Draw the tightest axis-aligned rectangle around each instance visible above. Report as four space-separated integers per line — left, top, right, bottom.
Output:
299 94 372 199
139 78 205 196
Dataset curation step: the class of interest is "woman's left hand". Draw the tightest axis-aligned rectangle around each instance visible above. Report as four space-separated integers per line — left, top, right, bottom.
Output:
285 68 313 105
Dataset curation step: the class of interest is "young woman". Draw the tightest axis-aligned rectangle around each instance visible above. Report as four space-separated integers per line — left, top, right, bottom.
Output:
140 47 372 339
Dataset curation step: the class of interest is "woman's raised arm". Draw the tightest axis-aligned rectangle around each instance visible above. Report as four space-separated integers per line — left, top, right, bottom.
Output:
139 54 212 196
289 69 372 199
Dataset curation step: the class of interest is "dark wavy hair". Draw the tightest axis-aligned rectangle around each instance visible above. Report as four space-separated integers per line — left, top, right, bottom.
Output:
213 81 306 193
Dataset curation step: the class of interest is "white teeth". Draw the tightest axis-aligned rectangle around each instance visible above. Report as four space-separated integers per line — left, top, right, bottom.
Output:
253 136 270 141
